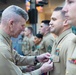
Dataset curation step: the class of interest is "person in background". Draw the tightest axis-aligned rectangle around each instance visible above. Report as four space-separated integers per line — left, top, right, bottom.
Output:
39 20 55 54
39 20 55 75
30 33 44 71
0 5 53 75
31 33 43 56
11 32 24 56
22 26 34 56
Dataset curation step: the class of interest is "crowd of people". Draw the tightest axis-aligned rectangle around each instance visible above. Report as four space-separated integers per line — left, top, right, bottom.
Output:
0 0 76 75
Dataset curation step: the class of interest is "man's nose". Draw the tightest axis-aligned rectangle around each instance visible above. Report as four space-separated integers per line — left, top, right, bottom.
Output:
62 3 68 13
49 22 53 27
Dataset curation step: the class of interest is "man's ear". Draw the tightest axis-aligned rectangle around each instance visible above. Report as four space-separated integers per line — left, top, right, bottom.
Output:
9 20 14 26
9 20 14 31
63 19 68 26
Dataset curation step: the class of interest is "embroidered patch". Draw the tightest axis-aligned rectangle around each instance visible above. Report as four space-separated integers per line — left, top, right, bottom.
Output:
32 46 35 51
47 45 52 53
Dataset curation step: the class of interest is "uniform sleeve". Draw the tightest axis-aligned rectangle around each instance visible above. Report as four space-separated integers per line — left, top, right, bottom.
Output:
66 41 76 75
24 69 41 75
45 39 54 53
12 49 35 66
22 37 31 56
0 52 42 75
39 35 54 54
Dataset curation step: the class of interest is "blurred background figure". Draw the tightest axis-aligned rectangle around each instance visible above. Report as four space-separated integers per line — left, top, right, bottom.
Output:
11 32 24 56
22 26 34 56
39 20 55 54
31 33 43 56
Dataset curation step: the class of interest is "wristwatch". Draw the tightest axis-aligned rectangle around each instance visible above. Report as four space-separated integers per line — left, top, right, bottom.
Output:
34 56 39 65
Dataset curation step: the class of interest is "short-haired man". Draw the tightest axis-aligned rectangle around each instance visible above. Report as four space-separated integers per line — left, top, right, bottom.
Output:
49 7 76 75
62 0 76 75
39 20 55 54
22 26 34 56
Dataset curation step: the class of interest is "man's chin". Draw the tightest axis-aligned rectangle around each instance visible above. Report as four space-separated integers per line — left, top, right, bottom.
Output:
71 21 76 26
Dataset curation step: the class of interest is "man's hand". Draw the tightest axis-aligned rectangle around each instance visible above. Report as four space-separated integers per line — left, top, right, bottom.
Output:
39 60 54 73
37 52 51 63
22 65 35 72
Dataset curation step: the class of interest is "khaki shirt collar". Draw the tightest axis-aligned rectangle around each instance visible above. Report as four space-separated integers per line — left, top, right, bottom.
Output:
55 28 72 45
43 33 50 38
0 29 11 45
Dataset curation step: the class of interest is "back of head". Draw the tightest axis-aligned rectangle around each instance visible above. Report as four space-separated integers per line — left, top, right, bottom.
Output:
0 10 3 23
27 26 33 34
39 20 50 35
54 7 63 11
54 7 65 19
35 33 43 39
1 5 29 25
53 7 71 32
41 20 50 26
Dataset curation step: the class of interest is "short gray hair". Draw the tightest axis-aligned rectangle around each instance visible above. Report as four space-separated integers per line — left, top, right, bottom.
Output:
1 5 29 24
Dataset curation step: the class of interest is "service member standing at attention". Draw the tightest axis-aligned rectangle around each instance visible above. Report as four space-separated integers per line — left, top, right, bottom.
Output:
39 20 55 54
62 0 76 75
0 5 53 75
31 33 43 56
49 7 76 75
22 26 34 56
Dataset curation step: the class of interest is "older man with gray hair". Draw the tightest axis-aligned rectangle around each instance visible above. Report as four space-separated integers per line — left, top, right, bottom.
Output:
0 5 53 75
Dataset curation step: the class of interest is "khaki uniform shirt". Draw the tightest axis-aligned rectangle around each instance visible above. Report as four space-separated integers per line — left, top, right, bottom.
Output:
65 36 76 75
0 29 41 75
22 36 31 56
31 44 41 56
29 36 35 56
40 33 54 54
22 36 34 56
50 29 76 75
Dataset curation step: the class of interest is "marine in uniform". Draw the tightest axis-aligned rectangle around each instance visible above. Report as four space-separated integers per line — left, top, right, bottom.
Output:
22 27 34 56
39 20 55 54
31 33 43 56
62 0 76 75
0 5 53 75
49 7 76 75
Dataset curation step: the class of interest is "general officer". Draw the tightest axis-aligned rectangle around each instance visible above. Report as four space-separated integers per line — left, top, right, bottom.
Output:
0 5 53 75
